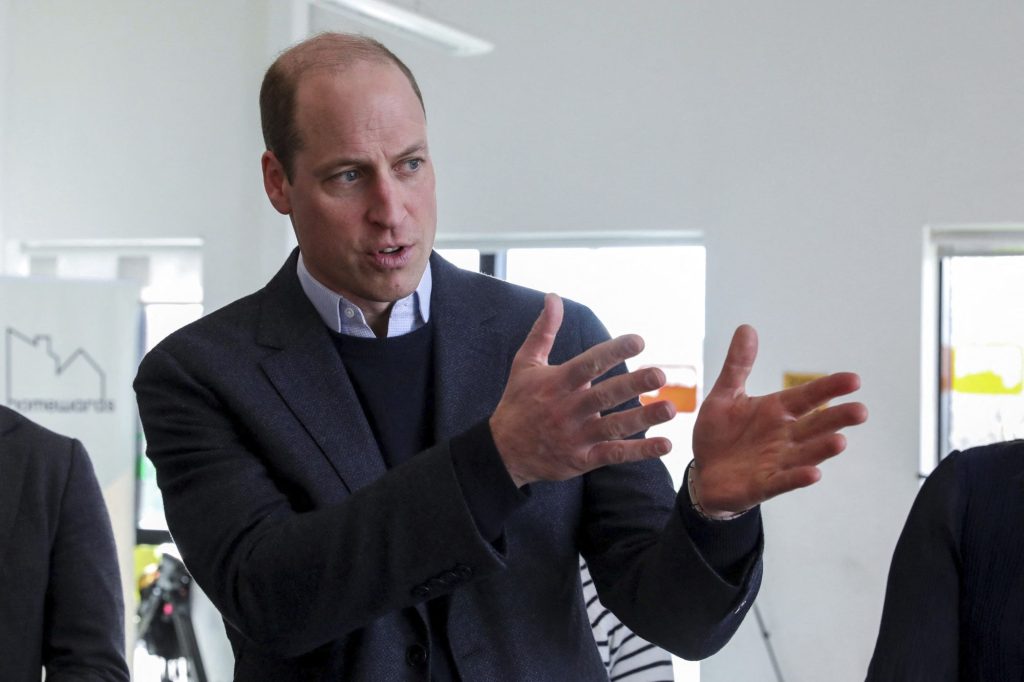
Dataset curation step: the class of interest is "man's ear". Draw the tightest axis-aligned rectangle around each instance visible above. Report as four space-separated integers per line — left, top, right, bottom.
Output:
262 151 292 215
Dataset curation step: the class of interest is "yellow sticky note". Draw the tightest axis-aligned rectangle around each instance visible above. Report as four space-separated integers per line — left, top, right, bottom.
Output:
783 371 827 390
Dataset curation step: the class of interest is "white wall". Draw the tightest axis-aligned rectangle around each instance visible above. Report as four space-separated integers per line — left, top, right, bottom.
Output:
686 4 1024 679
4 2 1024 681
1 0 287 311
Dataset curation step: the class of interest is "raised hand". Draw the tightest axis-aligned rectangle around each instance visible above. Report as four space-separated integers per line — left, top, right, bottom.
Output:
489 294 677 488
690 325 868 516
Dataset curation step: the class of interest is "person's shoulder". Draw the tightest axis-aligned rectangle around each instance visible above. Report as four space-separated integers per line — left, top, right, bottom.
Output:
163 288 263 345
959 438 1024 464
949 439 1024 491
0 406 83 486
141 267 287 375
0 405 75 453
149 250 308 354
432 253 600 328
434 255 541 305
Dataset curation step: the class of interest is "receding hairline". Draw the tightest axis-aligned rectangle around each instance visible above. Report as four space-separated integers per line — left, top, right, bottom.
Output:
270 32 424 111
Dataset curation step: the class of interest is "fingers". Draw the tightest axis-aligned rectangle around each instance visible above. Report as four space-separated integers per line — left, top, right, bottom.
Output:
777 403 863 473
780 372 862 417
709 325 758 397
560 333 647 390
575 366 666 415
588 435 673 468
795 431 849 465
511 293 564 370
761 466 823 499
790 401 868 442
761 432 851 499
580 400 677 443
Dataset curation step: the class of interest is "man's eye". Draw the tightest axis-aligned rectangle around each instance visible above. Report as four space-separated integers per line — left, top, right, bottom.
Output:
404 158 422 172
334 170 360 183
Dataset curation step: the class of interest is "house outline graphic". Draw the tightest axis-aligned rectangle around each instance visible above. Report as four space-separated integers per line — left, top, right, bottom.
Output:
5 327 110 408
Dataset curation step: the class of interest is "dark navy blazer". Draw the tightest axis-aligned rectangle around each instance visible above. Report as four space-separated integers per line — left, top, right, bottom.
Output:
135 250 762 681
0 406 128 681
867 440 1024 681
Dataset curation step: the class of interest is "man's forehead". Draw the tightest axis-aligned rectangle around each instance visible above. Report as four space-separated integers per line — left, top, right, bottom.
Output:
295 66 421 121
291 61 427 162
297 63 417 120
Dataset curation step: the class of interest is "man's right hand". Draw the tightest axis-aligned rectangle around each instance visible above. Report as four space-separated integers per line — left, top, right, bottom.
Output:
489 293 676 488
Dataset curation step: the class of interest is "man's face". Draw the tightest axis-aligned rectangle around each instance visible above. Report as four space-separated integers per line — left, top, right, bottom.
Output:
262 60 436 316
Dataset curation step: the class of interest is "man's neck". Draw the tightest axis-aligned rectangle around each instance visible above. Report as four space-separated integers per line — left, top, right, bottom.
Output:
365 306 392 338
295 252 432 338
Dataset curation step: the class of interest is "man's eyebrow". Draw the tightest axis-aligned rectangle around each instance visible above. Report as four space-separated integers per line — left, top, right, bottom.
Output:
394 142 429 159
313 154 366 175
313 142 429 176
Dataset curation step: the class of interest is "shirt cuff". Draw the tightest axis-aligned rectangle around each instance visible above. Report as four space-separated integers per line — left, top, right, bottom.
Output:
449 420 529 543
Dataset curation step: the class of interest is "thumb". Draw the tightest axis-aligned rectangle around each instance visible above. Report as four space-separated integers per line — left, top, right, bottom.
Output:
709 324 758 397
512 293 564 369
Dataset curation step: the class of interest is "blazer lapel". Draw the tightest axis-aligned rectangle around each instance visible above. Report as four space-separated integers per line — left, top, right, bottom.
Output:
429 255 513 442
256 251 385 494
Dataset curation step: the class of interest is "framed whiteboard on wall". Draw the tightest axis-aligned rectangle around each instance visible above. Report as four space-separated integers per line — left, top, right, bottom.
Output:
0 275 141 655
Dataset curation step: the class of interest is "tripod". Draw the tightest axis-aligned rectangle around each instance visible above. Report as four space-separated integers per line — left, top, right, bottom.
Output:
137 551 208 682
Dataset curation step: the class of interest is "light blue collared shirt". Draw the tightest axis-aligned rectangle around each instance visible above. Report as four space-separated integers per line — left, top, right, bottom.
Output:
296 254 432 338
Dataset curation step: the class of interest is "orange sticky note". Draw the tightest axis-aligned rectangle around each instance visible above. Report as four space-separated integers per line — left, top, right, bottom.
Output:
640 364 699 413
640 384 697 413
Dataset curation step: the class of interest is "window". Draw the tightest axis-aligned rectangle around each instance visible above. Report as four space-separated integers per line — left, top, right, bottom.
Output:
927 227 1024 474
940 253 1024 457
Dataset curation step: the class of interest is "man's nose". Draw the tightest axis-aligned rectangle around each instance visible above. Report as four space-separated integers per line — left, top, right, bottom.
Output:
366 174 407 229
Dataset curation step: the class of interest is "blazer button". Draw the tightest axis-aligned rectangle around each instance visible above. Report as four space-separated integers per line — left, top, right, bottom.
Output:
406 643 428 668
438 570 460 585
454 564 473 579
411 585 431 599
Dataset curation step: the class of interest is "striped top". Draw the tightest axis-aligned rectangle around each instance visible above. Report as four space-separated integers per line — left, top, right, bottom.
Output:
581 560 675 682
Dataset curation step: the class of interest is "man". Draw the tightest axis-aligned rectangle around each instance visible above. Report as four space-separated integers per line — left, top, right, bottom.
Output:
134 33 866 680
0 405 129 681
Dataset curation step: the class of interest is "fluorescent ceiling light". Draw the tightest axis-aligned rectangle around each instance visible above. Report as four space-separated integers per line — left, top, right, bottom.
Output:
316 0 495 57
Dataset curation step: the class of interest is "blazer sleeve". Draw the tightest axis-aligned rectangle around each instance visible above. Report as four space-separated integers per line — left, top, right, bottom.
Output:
572 303 763 660
865 452 963 681
135 345 510 658
44 440 129 682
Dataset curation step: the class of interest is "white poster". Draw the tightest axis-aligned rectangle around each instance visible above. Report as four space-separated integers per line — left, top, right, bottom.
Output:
0 275 140 650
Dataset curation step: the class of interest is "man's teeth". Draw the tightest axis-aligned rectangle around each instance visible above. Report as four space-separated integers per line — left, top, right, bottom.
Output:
380 246 401 254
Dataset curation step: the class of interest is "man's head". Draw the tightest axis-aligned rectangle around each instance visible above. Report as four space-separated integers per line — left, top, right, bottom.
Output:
260 33 436 323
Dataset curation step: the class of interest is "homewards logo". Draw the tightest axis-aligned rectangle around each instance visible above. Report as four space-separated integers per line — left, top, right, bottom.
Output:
4 327 115 413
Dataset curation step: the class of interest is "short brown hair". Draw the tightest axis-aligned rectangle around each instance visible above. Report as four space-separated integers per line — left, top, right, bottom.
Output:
259 32 425 180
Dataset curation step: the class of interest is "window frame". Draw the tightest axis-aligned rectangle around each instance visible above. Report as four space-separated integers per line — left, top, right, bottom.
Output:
923 224 1024 477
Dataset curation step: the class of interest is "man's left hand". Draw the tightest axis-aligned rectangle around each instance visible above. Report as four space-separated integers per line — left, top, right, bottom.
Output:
690 324 868 517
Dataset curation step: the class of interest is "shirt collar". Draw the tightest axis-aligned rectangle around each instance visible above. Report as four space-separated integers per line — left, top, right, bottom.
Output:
296 253 432 338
